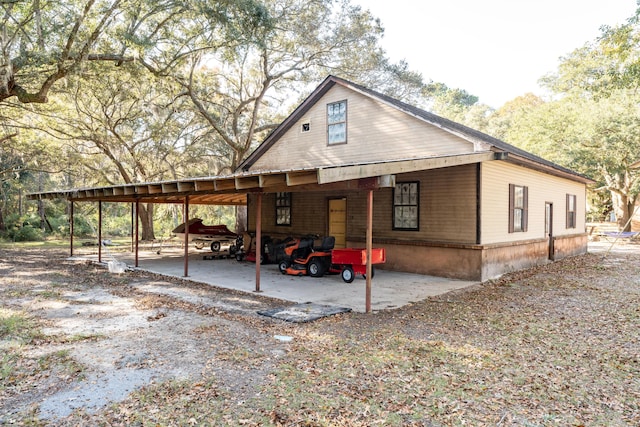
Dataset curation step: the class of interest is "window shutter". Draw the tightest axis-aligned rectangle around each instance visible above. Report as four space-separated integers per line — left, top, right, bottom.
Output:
566 194 571 228
508 184 515 233
523 186 529 232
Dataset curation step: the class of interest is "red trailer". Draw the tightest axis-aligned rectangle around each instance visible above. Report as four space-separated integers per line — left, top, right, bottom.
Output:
331 247 386 283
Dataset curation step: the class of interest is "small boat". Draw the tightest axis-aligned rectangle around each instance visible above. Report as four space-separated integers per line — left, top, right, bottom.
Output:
172 218 238 251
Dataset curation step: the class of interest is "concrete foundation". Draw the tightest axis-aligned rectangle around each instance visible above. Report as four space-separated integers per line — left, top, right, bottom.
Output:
355 233 589 281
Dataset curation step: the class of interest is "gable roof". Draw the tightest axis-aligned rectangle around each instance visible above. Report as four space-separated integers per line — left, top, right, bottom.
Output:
239 75 592 184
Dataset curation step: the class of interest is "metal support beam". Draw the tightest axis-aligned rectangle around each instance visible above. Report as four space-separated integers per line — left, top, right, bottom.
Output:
255 192 262 292
183 195 189 277
366 190 373 313
98 201 102 263
135 200 139 268
69 201 74 257
130 203 134 253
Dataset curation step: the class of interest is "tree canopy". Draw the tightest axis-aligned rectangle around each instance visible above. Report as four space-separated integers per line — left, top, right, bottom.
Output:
5 0 640 240
0 0 443 239
518 7 640 228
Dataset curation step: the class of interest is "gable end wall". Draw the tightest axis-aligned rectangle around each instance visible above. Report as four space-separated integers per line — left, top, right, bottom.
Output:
249 85 475 171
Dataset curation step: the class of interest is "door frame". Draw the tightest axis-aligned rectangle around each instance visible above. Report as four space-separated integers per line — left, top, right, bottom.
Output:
328 197 347 249
545 202 554 260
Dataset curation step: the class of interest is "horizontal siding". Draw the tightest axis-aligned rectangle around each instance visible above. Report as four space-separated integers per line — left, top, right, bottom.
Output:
250 85 475 171
249 164 478 245
248 162 587 248
481 161 586 244
423 164 477 242
348 166 476 243
248 192 330 239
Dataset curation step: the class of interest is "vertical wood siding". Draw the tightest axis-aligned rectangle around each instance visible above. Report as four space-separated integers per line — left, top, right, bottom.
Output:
249 85 476 171
481 161 586 244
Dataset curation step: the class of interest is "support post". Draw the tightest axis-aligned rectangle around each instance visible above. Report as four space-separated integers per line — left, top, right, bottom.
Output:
255 192 262 292
183 196 189 277
366 189 373 313
130 203 134 253
98 201 103 263
69 201 74 257
135 200 140 268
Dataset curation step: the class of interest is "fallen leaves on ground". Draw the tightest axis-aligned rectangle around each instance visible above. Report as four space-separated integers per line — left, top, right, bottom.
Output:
1 246 639 426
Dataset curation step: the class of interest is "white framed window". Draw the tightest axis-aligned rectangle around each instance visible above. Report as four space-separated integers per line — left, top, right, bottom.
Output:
276 192 291 226
509 184 528 233
393 182 419 230
566 194 577 229
327 100 347 145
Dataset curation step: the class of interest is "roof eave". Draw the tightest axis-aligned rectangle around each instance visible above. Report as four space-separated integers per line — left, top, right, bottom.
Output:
237 75 340 171
504 154 595 184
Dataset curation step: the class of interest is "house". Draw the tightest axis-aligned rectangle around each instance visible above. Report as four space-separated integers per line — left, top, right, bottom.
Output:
237 75 592 281
28 75 592 284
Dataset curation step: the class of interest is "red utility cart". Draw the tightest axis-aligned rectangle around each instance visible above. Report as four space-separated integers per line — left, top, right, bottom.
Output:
331 247 386 283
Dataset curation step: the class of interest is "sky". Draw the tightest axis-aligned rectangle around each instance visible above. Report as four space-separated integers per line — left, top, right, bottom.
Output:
357 0 639 108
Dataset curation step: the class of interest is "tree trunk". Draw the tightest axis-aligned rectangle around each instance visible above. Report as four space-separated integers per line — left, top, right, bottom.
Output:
38 200 46 231
235 205 247 234
37 173 46 231
612 192 634 232
0 188 6 231
137 203 156 240
622 200 635 232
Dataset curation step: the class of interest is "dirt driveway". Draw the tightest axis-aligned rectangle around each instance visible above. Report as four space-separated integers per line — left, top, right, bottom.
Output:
1 244 639 426
1 248 296 423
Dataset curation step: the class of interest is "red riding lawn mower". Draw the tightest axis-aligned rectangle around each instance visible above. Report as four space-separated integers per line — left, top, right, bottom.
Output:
279 235 336 277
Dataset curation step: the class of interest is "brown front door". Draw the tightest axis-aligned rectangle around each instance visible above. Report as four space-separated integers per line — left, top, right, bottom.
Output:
328 198 347 249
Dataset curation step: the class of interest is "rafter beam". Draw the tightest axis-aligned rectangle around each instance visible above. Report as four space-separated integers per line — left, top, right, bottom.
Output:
259 173 287 188
286 171 318 186
235 176 260 190
317 152 495 184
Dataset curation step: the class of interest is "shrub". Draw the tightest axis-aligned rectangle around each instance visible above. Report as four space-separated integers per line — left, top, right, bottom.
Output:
11 225 45 242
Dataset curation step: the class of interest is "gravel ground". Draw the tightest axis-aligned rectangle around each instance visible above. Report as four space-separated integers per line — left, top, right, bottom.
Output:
0 247 292 424
1 242 639 426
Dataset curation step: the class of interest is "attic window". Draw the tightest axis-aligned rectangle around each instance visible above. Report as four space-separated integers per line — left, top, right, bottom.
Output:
327 100 347 145
301 123 310 132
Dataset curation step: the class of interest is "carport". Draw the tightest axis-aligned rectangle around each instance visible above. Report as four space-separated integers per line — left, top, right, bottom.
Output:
73 246 477 313
29 165 410 313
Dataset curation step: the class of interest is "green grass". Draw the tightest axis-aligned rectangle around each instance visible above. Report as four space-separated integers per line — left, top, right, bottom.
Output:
0 237 132 249
38 349 85 377
0 309 45 343
0 352 19 384
0 239 71 248
0 310 87 393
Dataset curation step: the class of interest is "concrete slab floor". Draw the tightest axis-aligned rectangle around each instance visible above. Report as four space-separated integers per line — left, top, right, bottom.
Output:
83 246 479 313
